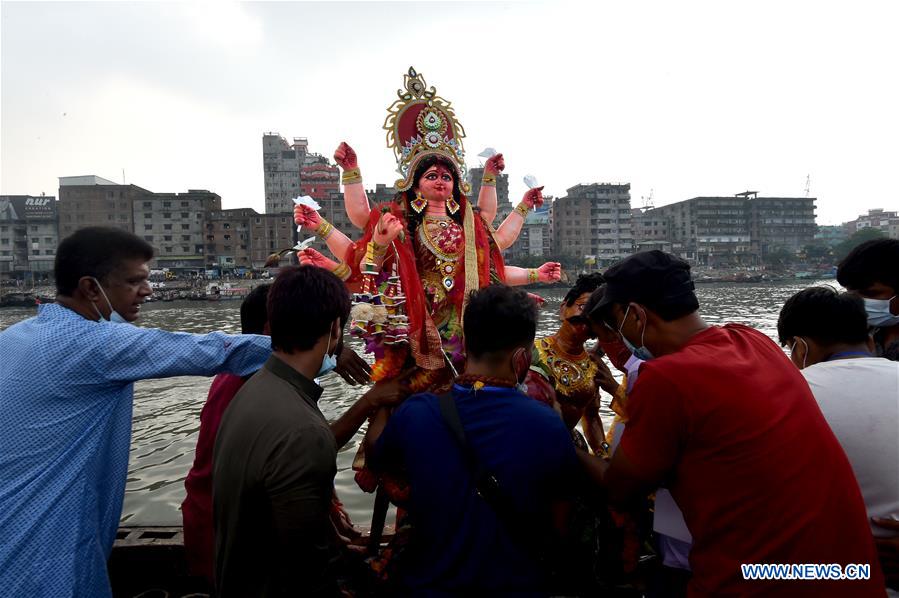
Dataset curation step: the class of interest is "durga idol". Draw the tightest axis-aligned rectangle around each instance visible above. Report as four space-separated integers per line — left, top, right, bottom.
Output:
293 67 561 394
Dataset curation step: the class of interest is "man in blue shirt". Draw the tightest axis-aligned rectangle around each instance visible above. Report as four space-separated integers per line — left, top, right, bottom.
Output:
366 285 579 596
0 227 272 597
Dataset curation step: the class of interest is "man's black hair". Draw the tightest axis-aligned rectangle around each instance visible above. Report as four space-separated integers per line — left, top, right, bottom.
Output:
837 239 899 293
240 284 271 335
777 286 870 347
267 266 351 354
563 273 605 306
463 284 537 358
583 285 606 322
642 294 700 322
55 227 155 297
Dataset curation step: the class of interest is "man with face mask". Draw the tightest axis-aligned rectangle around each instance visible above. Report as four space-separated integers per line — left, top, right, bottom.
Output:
212 265 409 597
0 227 273 598
837 238 899 361
364 285 578 595
778 287 899 592
580 250 884 596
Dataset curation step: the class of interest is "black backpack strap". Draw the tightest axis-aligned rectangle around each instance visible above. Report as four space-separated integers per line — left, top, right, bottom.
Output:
436 392 551 565
437 393 502 502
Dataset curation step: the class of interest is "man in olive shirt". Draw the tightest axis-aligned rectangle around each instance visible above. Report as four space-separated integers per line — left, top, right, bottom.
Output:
213 265 408 597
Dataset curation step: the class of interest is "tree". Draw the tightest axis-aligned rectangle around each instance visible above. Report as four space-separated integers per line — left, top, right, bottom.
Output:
763 247 793 269
832 228 886 261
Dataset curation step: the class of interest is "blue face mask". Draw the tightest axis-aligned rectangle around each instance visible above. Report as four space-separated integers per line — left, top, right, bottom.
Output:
864 296 899 328
90 277 128 324
617 304 654 361
317 327 338 377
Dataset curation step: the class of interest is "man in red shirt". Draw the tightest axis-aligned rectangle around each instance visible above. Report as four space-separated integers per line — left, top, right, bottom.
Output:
181 283 372 582
581 250 883 596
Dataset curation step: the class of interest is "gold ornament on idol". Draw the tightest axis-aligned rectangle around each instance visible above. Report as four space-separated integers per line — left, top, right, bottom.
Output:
481 171 497 187
411 191 428 214
315 219 335 240
514 202 530 219
445 196 460 215
341 167 362 185
332 263 351 281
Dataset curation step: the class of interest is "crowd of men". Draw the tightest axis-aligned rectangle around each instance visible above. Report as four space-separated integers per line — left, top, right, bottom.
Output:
0 226 897 597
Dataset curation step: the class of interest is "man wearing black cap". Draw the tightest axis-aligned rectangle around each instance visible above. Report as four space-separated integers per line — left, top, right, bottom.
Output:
581 250 883 596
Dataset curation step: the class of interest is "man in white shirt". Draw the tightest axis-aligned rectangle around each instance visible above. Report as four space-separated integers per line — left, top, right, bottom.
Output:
779 286 899 590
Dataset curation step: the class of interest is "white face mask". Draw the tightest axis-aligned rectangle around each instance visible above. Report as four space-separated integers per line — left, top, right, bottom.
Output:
790 337 809 369
864 296 899 328
316 325 338 377
89 277 128 324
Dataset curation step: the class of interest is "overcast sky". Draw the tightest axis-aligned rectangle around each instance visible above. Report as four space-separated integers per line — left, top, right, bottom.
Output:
2 1 898 225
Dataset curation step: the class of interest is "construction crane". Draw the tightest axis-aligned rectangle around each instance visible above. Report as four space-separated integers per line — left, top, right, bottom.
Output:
804 174 811 198
641 188 655 210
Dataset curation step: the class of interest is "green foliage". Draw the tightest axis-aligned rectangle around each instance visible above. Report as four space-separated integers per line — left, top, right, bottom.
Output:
832 228 886 261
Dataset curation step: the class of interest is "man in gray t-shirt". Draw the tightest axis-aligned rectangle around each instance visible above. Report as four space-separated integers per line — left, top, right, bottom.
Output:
213 265 407 597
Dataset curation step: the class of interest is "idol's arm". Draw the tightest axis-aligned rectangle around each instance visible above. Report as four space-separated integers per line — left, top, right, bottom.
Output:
477 153 505 224
504 262 562 286
296 249 353 282
494 206 527 250
494 187 544 249
333 141 372 229
478 183 498 224
344 182 372 230
294 206 354 261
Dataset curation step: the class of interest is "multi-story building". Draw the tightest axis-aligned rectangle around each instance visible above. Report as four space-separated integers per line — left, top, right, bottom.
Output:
814 225 849 247
845 208 899 239
747 194 818 256
250 212 295 269
552 183 633 266
262 133 302 214
0 195 59 277
369 184 397 206
58 176 153 238
134 190 221 273
632 193 816 265
206 208 295 272
300 153 339 204
505 204 552 262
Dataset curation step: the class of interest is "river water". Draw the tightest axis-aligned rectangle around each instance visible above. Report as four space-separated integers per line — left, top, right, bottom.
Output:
0 279 834 528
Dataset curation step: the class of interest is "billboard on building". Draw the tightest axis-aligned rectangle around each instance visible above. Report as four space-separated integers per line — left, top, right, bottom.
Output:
0 196 58 221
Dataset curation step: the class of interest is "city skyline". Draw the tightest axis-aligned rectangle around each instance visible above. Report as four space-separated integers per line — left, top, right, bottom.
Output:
3 1 898 225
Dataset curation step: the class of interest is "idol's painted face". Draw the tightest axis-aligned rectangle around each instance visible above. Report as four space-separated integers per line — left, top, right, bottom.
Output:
415 164 455 202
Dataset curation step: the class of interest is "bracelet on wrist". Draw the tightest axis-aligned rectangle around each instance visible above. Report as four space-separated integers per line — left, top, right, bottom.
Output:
341 167 362 185
364 240 388 265
315 220 334 240
332 262 351 281
527 268 539 284
514 202 530 218
481 172 497 187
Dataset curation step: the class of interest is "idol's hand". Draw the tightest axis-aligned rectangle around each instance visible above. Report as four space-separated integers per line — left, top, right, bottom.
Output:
522 186 545 209
485 153 505 174
293 204 322 229
333 142 359 170
296 248 336 270
537 261 562 283
373 213 404 246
